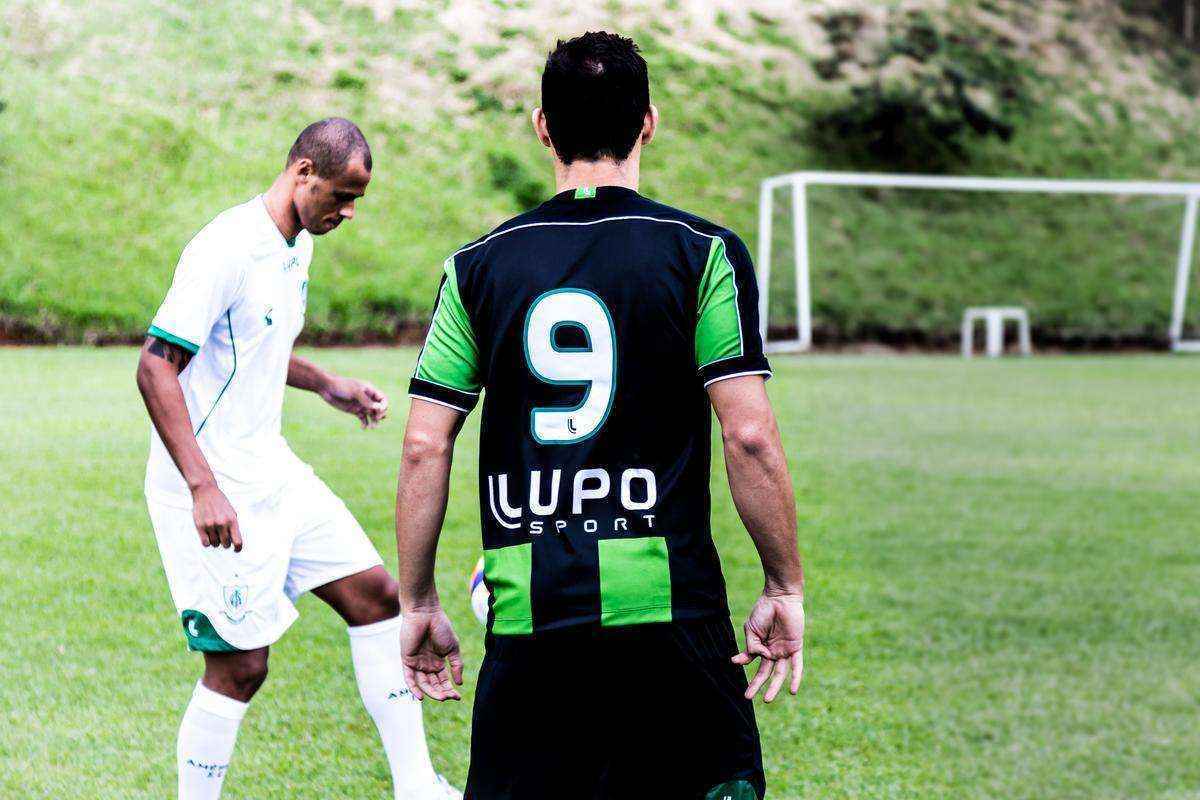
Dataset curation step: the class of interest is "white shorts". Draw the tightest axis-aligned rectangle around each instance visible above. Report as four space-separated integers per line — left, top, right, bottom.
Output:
146 471 383 652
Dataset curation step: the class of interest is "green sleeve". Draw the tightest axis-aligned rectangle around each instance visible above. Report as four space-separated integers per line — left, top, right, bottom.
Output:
410 257 482 411
696 237 744 367
696 235 771 386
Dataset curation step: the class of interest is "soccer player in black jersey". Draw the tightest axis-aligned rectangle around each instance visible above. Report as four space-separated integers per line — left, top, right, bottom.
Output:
395 32 805 800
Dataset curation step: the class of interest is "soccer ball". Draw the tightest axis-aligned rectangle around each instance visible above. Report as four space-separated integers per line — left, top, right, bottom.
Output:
468 556 489 625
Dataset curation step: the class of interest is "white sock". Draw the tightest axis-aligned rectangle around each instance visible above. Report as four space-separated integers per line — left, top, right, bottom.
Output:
349 616 438 796
177 681 247 800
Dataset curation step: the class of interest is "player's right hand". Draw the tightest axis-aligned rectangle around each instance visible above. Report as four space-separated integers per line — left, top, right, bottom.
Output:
191 482 243 552
733 591 804 703
400 606 464 702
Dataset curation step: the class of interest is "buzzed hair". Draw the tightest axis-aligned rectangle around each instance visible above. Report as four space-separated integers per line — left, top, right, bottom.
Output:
286 117 372 177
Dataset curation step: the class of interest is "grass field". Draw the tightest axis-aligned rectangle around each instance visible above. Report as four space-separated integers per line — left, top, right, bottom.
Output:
1 347 1198 798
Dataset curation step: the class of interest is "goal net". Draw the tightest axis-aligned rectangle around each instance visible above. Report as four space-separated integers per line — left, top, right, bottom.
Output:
757 172 1200 353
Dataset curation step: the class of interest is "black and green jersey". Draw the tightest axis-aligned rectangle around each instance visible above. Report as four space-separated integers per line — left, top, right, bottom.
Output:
410 186 770 635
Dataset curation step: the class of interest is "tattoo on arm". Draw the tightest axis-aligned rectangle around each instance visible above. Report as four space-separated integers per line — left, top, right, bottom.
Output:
146 336 193 373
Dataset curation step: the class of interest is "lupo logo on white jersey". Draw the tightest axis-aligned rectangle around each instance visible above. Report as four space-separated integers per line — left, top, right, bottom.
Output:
487 467 657 535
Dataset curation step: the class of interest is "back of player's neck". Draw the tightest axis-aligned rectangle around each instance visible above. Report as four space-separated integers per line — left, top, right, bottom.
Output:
555 159 638 195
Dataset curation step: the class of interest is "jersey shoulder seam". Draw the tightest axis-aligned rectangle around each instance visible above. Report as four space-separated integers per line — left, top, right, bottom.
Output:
450 214 727 260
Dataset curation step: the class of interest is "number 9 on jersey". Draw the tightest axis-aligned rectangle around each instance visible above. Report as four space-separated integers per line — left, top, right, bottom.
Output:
523 289 617 445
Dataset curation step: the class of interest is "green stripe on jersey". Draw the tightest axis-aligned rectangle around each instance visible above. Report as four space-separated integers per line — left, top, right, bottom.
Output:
147 325 200 354
485 543 533 635
414 257 481 393
574 186 596 199
598 536 673 627
695 237 742 368
193 311 236 437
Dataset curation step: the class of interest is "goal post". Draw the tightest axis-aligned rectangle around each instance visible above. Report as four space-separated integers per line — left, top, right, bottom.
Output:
757 171 1200 353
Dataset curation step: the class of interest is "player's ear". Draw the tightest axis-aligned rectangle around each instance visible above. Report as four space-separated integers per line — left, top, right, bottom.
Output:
292 157 315 183
641 104 659 147
532 107 554 150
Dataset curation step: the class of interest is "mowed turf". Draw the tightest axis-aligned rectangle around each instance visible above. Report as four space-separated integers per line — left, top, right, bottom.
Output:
0 347 1197 799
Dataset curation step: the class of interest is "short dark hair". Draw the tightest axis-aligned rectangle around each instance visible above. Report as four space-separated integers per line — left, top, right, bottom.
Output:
286 117 372 177
541 32 650 165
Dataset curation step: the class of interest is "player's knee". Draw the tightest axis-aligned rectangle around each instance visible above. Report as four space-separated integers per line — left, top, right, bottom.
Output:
377 576 401 619
209 656 269 701
334 571 401 626
357 575 401 624
229 660 268 699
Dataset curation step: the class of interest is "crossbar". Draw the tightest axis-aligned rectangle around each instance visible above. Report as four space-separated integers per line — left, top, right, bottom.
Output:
763 171 1200 197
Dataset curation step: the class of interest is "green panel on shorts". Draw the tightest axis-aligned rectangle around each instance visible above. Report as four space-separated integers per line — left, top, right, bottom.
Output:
484 543 533 635
705 780 759 800
598 536 673 627
181 609 239 653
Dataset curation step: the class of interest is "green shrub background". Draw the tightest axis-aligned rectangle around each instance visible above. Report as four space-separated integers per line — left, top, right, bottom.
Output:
2 0 1200 345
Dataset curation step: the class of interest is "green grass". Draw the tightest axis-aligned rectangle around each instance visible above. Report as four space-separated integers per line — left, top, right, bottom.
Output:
3 1 1200 343
1 347 1197 798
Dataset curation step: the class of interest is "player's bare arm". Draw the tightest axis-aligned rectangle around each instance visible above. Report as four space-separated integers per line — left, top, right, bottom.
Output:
136 335 242 551
285 352 389 428
395 398 466 702
708 374 805 703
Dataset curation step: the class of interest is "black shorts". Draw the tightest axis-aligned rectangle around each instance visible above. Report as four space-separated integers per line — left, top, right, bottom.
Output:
465 617 765 800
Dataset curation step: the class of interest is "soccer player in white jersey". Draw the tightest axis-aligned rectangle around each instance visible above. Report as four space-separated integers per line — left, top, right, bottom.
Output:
136 118 460 800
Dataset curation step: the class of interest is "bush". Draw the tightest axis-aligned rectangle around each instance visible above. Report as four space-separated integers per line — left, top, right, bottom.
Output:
486 151 548 212
808 10 1031 172
331 70 366 91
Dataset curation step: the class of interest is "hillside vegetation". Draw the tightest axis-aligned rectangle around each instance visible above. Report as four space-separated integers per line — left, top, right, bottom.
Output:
3 0 1200 345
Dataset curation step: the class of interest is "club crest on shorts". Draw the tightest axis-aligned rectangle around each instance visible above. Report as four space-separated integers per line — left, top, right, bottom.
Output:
222 583 249 623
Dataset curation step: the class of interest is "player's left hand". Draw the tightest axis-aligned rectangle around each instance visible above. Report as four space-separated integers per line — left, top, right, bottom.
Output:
733 591 804 703
321 377 389 428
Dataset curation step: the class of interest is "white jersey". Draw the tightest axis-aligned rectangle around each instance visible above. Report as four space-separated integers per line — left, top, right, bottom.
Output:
145 195 315 507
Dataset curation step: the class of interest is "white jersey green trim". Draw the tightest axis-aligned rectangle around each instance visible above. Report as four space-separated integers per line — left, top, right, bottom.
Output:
144 194 315 506
147 325 201 355
193 311 237 437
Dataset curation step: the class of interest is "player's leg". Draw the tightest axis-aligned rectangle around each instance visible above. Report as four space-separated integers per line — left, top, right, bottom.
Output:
315 568 451 799
282 477 453 799
201 647 272 701
147 494 299 800
465 627 605 799
176 648 269 800
314 565 446 797
598 619 766 800
311 563 400 626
